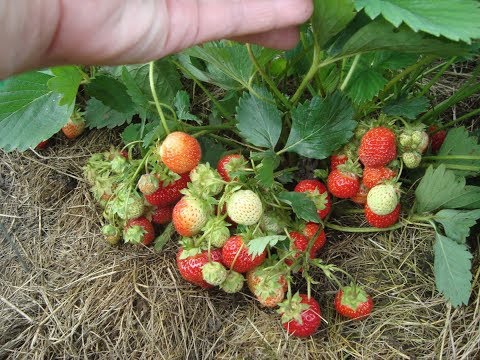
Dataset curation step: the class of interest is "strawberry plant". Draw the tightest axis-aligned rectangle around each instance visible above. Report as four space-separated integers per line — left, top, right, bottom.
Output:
1 0 480 340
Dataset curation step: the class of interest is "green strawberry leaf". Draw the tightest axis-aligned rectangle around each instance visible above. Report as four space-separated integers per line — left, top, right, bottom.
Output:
345 67 387 104
85 98 134 129
278 192 320 223
354 0 480 44
312 0 356 48
0 71 73 151
434 209 480 245
384 96 430 119
414 165 480 213
433 233 472 307
47 66 83 106
154 223 175 252
255 152 279 189
282 93 356 159
247 235 287 257
174 90 200 123
86 74 136 114
236 86 283 149
435 127 480 176
122 60 181 106
198 137 228 168
337 19 469 58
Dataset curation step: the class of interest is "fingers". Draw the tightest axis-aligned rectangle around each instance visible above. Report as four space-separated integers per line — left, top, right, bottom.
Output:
231 27 301 50
163 0 313 53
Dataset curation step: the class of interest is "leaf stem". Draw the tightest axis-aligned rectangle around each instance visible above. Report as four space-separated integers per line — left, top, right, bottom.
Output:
418 57 456 97
291 44 322 105
422 155 480 161
172 59 233 122
149 61 170 136
438 107 480 130
340 54 361 91
246 44 292 110
324 222 402 233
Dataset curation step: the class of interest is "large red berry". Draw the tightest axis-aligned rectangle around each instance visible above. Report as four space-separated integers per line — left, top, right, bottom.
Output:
428 125 447 154
294 179 331 220
176 248 223 289
278 293 322 337
124 217 155 246
222 235 266 273
151 206 173 225
217 154 246 182
144 174 190 207
36 139 50 150
334 285 373 320
327 169 360 199
365 204 400 228
362 167 396 189
159 132 201 174
359 127 397 167
330 154 348 171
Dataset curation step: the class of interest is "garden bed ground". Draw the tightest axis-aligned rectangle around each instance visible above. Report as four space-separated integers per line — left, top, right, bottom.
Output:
1 70 480 359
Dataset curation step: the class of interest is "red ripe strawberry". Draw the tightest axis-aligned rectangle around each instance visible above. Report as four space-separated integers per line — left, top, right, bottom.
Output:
330 154 348 171
334 285 373 320
217 154 246 182
294 179 331 220
362 167 396 189
359 127 397 167
151 206 173 225
124 217 155 246
36 139 49 150
365 203 400 228
172 197 209 237
176 248 223 289
428 125 447 154
285 230 324 267
301 223 327 255
351 184 369 205
144 173 190 207
62 116 86 139
327 168 360 199
278 293 322 337
159 132 201 174
222 235 266 273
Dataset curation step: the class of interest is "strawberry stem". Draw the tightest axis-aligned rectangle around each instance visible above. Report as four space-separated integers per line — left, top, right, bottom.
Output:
149 61 170 136
324 222 402 233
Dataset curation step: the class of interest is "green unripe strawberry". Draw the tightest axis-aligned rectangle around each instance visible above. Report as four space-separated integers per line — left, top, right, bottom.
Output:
111 155 128 174
102 224 121 245
203 218 230 248
113 190 145 220
259 210 289 235
219 271 244 293
202 261 228 286
399 133 413 149
402 152 422 169
189 163 224 196
416 132 429 154
366 184 399 216
226 190 263 225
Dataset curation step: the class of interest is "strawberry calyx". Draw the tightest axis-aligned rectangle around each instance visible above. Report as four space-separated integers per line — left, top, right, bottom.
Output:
277 292 310 324
336 159 362 178
138 173 160 195
202 261 228 286
340 284 369 311
219 271 245 293
189 163 224 197
124 225 147 244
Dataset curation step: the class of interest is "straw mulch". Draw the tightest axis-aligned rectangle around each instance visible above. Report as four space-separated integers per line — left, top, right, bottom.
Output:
1 129 479 360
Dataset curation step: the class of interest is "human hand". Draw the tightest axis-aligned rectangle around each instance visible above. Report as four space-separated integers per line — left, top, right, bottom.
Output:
0 0 313 78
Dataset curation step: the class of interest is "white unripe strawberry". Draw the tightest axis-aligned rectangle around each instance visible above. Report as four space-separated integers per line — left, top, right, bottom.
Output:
226 190 263 225
366 184 399 216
